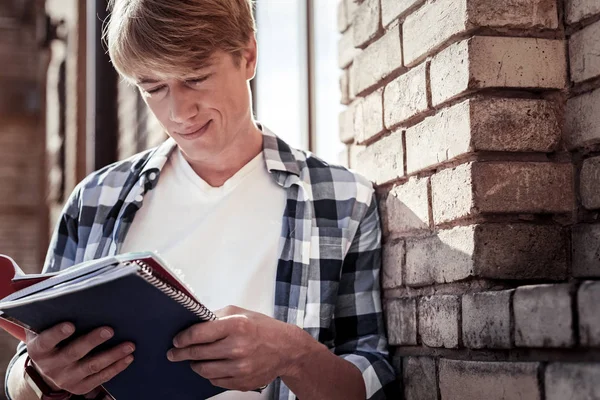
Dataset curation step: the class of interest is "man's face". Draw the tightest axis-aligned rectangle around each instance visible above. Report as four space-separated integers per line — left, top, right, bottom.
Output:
135 43 257 163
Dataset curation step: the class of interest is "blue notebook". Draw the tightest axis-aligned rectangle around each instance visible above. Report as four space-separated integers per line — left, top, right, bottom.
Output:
0 252 227 400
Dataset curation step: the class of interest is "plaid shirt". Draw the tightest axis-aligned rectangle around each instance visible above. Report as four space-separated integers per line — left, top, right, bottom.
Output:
6 127 398 399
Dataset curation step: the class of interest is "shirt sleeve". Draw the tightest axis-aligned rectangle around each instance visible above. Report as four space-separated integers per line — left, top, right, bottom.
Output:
4 186 82 400
331 190 401 399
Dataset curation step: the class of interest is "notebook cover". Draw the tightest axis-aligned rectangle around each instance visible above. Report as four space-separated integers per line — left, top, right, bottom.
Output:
0 273 226 400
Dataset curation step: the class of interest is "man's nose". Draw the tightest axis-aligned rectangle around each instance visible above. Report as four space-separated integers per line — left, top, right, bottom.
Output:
169 88 199 123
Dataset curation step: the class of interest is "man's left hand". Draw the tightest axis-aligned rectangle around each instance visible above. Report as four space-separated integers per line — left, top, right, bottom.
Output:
167 305 306 392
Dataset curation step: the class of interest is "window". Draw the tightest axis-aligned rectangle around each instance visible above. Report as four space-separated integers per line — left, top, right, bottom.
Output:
254 0 343 164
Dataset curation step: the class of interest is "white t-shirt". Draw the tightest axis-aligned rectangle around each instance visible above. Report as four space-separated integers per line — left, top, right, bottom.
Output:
120 148 286 399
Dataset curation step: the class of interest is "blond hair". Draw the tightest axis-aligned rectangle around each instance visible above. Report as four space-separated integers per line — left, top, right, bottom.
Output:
106 0 256 81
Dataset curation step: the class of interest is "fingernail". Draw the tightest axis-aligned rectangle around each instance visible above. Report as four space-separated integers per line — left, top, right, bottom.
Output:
124 344 135 354
172 338 179 348
125 355 134 364
62 324 74 335
100 329 113 339
167 350 174 361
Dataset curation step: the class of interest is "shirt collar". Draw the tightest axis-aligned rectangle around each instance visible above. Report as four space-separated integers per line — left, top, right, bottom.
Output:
136 123 302 180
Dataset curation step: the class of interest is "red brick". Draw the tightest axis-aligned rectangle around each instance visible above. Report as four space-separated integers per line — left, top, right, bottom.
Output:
430 36 567 105
570 20 600 83
545 363 600 400
354 88 384 144
431 162 574 224
565 88 600 149
572 224 600 278
353 24 402 95
383 62 428 129
580 156 600 210
406 99 562 174
383 177 430 237
385 298 417 345
382 240 404 288
353 0 381 48
579 281 600 347
381 0 425 27
514 284 575 348
419 295 460 348
406 224 567 286
403 0 559 67
439 359 541 400
567 0 600 24
403 357 439 400
355 130 404 185
338 26 360 69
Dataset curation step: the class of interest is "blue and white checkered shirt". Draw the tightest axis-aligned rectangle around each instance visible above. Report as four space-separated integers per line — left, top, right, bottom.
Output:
6 127 398 399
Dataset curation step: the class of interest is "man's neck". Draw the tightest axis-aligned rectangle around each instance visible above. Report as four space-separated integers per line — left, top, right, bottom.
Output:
183 121 264 187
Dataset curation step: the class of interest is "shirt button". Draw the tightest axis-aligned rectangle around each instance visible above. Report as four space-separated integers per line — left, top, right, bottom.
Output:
135 195 144 202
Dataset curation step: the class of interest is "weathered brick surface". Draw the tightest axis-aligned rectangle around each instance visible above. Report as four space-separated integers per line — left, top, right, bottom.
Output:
348 143 365 169
0 117 43 208
405 101 471 174
339 103 356 144
403 357 439 400
405 99 561 174
580 156 600 210
355 130 404 185
0 214 41 274
567 0 600 24
462 290 513 349
419 295 460 348
383 62 428 129
354 88 384 144
383 177 430 237
571 224 600 278
353 24 403 95
385 298 418 345
469 98 561 152
565 88 600 149
402 0 468 67
406 224 567 286
468 0 558 29
514 284 574 348
432 162 573 224
381 0 424 27
337 0 349 33
353 0 381 48
570 20 600 83
340 69 350 105
439 359 541 400
430 36 567 105
545 363 600 400
406 227 474 286
403 0 559 67
578 281 600 347
382 240 404 289
431 163 474 224
338 26 360 69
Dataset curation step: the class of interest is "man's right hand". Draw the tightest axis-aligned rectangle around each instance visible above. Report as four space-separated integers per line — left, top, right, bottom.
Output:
25 322 135 396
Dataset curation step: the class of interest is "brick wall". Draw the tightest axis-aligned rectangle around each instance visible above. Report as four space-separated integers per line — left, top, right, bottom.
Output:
0 1 47 397
338 0 600 397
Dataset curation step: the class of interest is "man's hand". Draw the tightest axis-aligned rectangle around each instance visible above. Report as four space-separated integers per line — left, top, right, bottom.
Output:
167 306 307 392
25 322 136 396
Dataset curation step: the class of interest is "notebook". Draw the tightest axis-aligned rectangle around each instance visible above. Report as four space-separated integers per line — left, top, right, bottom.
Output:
0 252 227 400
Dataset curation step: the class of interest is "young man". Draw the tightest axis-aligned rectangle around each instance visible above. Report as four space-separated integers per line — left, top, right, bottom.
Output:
5 0 398 399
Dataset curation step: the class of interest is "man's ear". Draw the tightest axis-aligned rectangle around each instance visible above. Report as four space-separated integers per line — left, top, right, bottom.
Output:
242 36 258 80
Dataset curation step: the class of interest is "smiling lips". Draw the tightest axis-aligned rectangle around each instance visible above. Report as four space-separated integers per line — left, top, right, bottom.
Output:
177 120 212 140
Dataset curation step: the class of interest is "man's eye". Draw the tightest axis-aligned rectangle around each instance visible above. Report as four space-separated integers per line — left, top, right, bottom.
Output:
187 75 211 85
146 86 165 94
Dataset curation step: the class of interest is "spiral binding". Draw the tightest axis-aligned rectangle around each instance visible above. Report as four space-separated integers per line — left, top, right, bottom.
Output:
127 260 216 322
